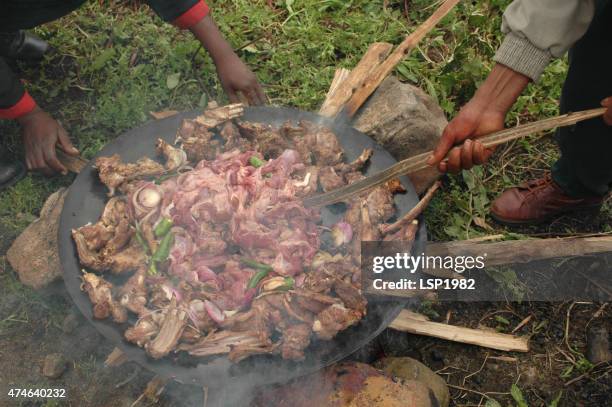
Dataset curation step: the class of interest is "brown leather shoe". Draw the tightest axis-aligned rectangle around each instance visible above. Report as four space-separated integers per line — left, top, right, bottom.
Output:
490 173 604 225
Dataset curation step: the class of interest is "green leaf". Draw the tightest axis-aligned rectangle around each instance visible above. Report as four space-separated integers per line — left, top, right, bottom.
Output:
495 315 510 325
166 73 181 90
484 399 502 407
198 92 209 108
548 391 562 407
92 48 115 71
510 384 528 407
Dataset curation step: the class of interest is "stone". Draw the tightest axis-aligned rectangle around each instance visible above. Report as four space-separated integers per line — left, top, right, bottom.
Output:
253 362 434 407
353 76 447 194
61 312 80 334
375 356 450 407
42 353 67 379
6 188 67 289
586 325 611 365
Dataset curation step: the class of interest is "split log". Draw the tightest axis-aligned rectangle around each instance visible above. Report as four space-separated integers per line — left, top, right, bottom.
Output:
389 310 530 352
425 235 612 269
104 347 128 368
319 42 393 117
343 0 460 117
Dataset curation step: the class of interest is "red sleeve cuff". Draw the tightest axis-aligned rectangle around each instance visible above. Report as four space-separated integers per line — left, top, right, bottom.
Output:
0 92 37 120
173 1 210 29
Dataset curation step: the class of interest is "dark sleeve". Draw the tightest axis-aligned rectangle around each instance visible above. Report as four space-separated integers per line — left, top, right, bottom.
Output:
146 0 210 29
0 57 36 119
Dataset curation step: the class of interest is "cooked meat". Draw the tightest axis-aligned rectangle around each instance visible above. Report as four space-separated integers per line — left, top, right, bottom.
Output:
194 103 244 128
318 166 345 192
125 314 161 347
119 267 149 316
333 279 366 312
156 138 187 171
145 301 188 359
81 272 127 323
306 126 343 166
178 330 267 358
312 304 362 340
95 154 165 196
280 323 311 360
238 121 290 159
107 240 146 274
74 111 411 364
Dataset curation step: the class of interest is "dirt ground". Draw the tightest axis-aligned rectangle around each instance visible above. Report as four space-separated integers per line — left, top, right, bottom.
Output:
0 243 609 407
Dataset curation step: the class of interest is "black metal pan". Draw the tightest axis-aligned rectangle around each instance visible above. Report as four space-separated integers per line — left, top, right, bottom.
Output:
58 106 427 388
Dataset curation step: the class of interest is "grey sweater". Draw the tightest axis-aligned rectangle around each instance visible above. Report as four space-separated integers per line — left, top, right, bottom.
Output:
493 0 595 81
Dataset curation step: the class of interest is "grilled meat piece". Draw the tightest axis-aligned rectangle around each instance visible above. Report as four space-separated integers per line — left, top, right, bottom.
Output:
333 279 366 313
306 126 343 166
81 272 127 323
107 240 146 274
313 304 362 340
237 121 290 159
280 323 311 361
125 313 162 347
318 166 345 192
156 138 187 171
119 267 149 316
95 154 165 196
75 222 114 252
194 103 244 128
178 330 267 358
146 301 188 359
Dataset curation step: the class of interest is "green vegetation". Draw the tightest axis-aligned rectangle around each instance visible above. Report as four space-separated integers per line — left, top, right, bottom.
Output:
3 0 607 242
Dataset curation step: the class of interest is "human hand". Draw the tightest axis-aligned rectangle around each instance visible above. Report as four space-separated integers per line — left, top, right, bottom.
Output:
601 97 612 125
215 52 266 105
428 102 505 173
428 64 530 173
17 107 79 175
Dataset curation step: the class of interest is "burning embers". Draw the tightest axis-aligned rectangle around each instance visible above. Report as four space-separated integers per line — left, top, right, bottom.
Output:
73 104 408 363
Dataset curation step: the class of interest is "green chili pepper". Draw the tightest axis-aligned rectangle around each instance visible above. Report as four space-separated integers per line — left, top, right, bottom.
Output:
278 277 295 291
134 225 150 255
152 231 174 263
249 156 264 168
241 258 273 272
148 262 157 276
248 269 271 289
154 218 173 238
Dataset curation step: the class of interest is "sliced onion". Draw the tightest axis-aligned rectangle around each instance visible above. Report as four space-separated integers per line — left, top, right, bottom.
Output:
132 182 163 219
204 300 225 324
331 221 353 247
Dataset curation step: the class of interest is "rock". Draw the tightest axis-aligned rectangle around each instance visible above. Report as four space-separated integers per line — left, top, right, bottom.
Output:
586 325 611 365
375 357 450 407
61 313 80 334
42 353 67 379
253 362 433 407
6 188 67 289
353 76 447 194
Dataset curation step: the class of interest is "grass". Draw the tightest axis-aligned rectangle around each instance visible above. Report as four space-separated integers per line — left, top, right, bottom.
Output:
2 0 603 245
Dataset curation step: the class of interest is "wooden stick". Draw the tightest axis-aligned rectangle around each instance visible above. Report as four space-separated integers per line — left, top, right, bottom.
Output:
104 347 128 368
389 309 530 352
320 68 351 115
303 107 606 207
425 235 612 268
342 0 461 118
381 180 441 235
319 42 393 117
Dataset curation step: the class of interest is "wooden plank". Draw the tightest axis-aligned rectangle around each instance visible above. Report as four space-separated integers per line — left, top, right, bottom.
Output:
342 0 460 118
319 42 393 117
320 68 351 114
389 309 530 352
425 235 612 268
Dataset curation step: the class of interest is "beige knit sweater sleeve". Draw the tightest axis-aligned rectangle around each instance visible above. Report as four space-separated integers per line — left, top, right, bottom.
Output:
493 0 595 82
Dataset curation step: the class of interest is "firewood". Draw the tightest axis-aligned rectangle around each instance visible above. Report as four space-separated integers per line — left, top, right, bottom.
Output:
104 347 128 368
319 42 393 117
389 310 530 352
425 235 612 268
342 0 460 118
